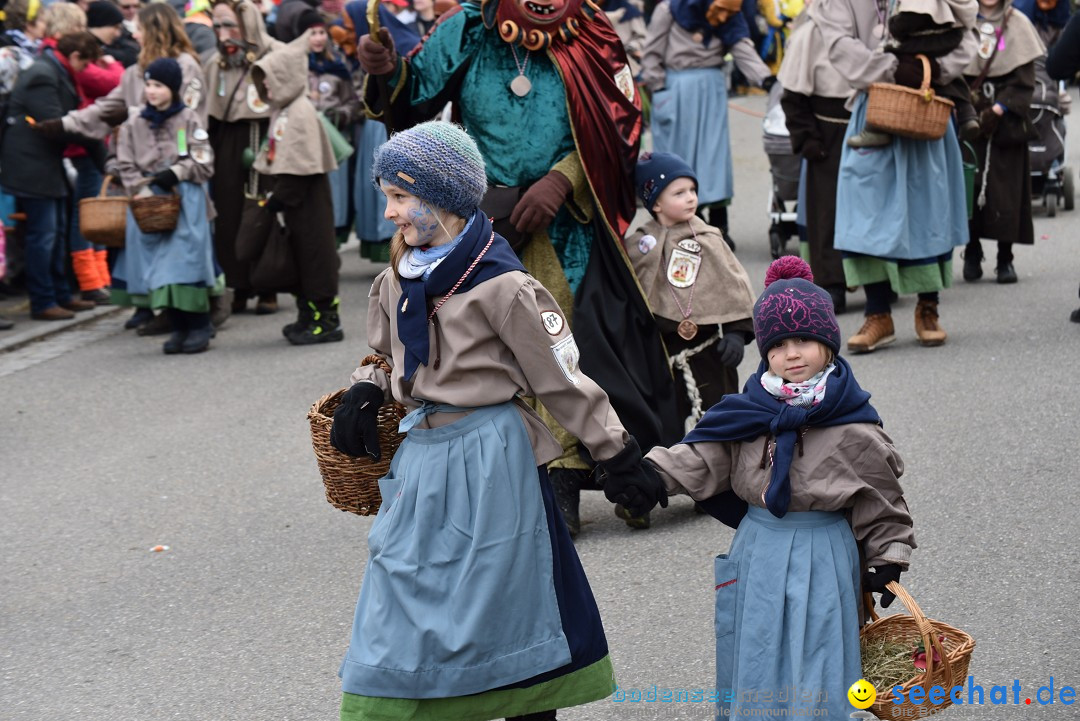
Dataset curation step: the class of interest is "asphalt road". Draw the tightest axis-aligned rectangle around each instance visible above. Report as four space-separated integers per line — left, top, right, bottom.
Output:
3 93 1079 721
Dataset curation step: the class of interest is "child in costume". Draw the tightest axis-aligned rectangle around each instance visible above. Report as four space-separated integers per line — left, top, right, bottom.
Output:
115 57 217 354
616 151 755 529
633 256 915 718
329 121 663 721
847 0 979 147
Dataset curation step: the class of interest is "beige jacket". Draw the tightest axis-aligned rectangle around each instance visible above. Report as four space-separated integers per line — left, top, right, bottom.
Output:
204 0 283 123
350 268 630 466
252 32 337 176
777 16 853 99
640 0 771 92
646 423 915 568
114 106 214 192
62 52 208 139
625 215 756 327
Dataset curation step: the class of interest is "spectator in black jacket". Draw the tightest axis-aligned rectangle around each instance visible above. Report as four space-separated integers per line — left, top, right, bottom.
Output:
0 32 105 320
1046 12 1079 323
87 1 139 67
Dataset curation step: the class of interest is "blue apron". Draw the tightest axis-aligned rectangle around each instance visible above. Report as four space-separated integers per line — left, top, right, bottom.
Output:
340 402 571 699
138 182 216 292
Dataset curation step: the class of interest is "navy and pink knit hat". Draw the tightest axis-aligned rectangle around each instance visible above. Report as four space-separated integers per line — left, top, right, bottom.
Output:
753 257 841 359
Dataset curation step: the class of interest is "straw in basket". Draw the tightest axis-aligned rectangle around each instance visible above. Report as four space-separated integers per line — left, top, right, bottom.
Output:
131 191 181 234
865 55 955 141
860 582 975 719
78 175 128 247
307 355 407 516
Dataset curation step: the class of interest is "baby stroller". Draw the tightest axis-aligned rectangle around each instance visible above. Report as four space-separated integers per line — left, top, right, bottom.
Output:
763 83 800 258
1029 57 1074 217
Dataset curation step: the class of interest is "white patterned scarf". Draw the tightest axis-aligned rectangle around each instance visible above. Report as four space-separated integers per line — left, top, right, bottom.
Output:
760 363 837 408
396 214 473 280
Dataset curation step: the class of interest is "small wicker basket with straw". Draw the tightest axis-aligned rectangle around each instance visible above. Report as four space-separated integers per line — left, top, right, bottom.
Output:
865 55 955 141
130 192 181 234
860 582 975 719
308 355 407 516
78 175 128 247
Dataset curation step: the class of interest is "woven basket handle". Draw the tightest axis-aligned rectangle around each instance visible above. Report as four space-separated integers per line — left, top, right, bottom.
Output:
865 581 954 692
360 353 392 377
916 54 935 101
98 175 115 198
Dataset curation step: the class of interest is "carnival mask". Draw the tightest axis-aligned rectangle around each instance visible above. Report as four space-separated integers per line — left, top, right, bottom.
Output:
483 0 599 49
705 0 741 26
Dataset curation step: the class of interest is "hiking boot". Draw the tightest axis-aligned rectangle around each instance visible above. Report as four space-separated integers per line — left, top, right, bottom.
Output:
847 128 892 148
962 248 983 282
549 468 583 538
847 313 895 353
914 300 947 347
125 307 154 329
995 263 1017 284
614 503 652 530
284 298 344 345
163 308 186 354
137 312 172 336
181 315 213 354
81 288 112 305
281 296 314 338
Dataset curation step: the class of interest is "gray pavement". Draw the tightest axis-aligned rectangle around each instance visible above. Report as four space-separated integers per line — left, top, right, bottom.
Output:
3 94 1080 721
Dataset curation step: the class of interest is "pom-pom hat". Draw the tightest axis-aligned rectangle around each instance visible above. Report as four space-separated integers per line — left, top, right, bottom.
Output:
372 121 488 219
753 256 841 359
635 151 698 214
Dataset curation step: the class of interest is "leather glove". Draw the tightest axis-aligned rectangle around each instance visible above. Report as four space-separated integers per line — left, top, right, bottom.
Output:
509 170 572 233
715 331 746 367
800 137 827 162
329 382 385 460
892 54 939 89
978 106 1001 137
263 194 285 213
599 439 669 518
152 169 179 191
358 28 398 76
32 117 64 139
863 563 903 608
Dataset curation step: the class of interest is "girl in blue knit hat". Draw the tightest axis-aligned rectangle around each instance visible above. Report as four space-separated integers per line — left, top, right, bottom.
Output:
620 256 916 719
328 121 667 721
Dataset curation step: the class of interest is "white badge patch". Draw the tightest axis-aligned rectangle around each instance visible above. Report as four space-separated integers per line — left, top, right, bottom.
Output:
678 238 701 253
192 128 209 141
272 115 287 141
614 64 635 102
638 234 657 254
318 80 333 95
192 146 211 164
977 22 996 59
550 335 581 386
247 83 269 113
667 247 701 288
540 310 565 336
183 78 202 109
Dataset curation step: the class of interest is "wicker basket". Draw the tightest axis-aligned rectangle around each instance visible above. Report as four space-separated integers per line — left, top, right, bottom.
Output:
308 355 407 516
861 582 976 719
130 192 181 234
78 175 127 247
866 55 955 141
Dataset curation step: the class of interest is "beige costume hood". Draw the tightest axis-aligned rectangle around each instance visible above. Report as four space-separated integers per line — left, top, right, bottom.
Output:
963 3 1045 78
777 16 853 99
205 0 283 122
252 32 337 176
894 0 977 29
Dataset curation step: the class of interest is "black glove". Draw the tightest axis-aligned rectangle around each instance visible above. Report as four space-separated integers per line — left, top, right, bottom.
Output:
329 382 385 460
893 54 939 89
715 331 746 367
978 106 1001 137
761 75 777 93
32 117 65 139
599 439 669 518
863 563 903 608
152 169 179 191
263 194 285 213
800 137 828 162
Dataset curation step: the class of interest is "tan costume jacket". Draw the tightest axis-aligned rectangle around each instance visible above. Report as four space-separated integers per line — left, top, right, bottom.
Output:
115 106 214 192
646 423 915 567
350 268 630 466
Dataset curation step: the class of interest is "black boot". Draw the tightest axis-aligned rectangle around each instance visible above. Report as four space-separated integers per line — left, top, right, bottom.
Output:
825 284 847 314
962 243 983 282
162 308 187 355
285 298 344 345
124 307 154 330
995 244 1017 284
708 204 736 252
548 468 583 538
180 312 213 353
281 295 314 338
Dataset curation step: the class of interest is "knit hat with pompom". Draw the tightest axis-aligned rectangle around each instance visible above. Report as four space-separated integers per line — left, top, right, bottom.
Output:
752 256 841 359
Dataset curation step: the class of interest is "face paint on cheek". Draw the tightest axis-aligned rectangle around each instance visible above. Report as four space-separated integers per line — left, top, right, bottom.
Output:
407 200 441 244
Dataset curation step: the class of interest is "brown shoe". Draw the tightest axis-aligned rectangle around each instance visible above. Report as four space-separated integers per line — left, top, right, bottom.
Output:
847 313 895 353
31 305 76 321
255 293 278 315
915 300 947 347
60 298 95 312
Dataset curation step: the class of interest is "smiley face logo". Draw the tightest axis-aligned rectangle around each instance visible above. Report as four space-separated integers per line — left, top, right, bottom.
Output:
848 679 877 709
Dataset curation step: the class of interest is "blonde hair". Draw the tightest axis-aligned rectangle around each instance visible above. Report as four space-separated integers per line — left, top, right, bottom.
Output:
136 3 199 69
42 3 87 38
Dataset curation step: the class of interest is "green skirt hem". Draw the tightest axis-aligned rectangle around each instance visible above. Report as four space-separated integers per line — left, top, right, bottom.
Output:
340 655 614 721
843 256 954 295
149 284 211 313
109 289 149 308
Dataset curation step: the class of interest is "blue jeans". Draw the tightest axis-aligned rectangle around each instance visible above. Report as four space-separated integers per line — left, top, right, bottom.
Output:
19 196 71 313
68 156 104 253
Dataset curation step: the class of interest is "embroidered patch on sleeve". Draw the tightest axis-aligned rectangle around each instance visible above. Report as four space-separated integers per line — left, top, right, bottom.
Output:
550 335 580 386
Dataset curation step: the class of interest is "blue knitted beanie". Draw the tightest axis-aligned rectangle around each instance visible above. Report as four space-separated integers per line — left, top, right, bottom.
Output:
635 151 698 214
372 121 488 219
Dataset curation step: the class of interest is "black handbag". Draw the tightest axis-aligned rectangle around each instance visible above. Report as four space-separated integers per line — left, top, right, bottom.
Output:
480 185 529 251
250 214 298 292
235 196 272 263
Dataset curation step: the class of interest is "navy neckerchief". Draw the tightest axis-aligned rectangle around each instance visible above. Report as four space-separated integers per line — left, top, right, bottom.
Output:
667 0 750 47
397 210 525 380
140 99 186 130
308 49 352 81
683 355 881 518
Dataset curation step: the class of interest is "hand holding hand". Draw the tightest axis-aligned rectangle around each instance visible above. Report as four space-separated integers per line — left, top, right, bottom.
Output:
599 440 669 518
358 28 398 76
152 169 179 191
330 382 385 460
509 170 572 233
801 138 827 162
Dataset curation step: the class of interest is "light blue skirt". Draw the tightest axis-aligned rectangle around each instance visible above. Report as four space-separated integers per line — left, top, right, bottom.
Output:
715 507 861 719
340 402 571 699
329 160 352 229
650 68 733 205
354 120 397 243
835 93 968 260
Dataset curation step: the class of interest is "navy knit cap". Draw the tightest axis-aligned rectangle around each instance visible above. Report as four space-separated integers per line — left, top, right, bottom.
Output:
87 1 124 28
144 57 183 100
373 121 487 219
753 256 841 359
635 151 698 214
